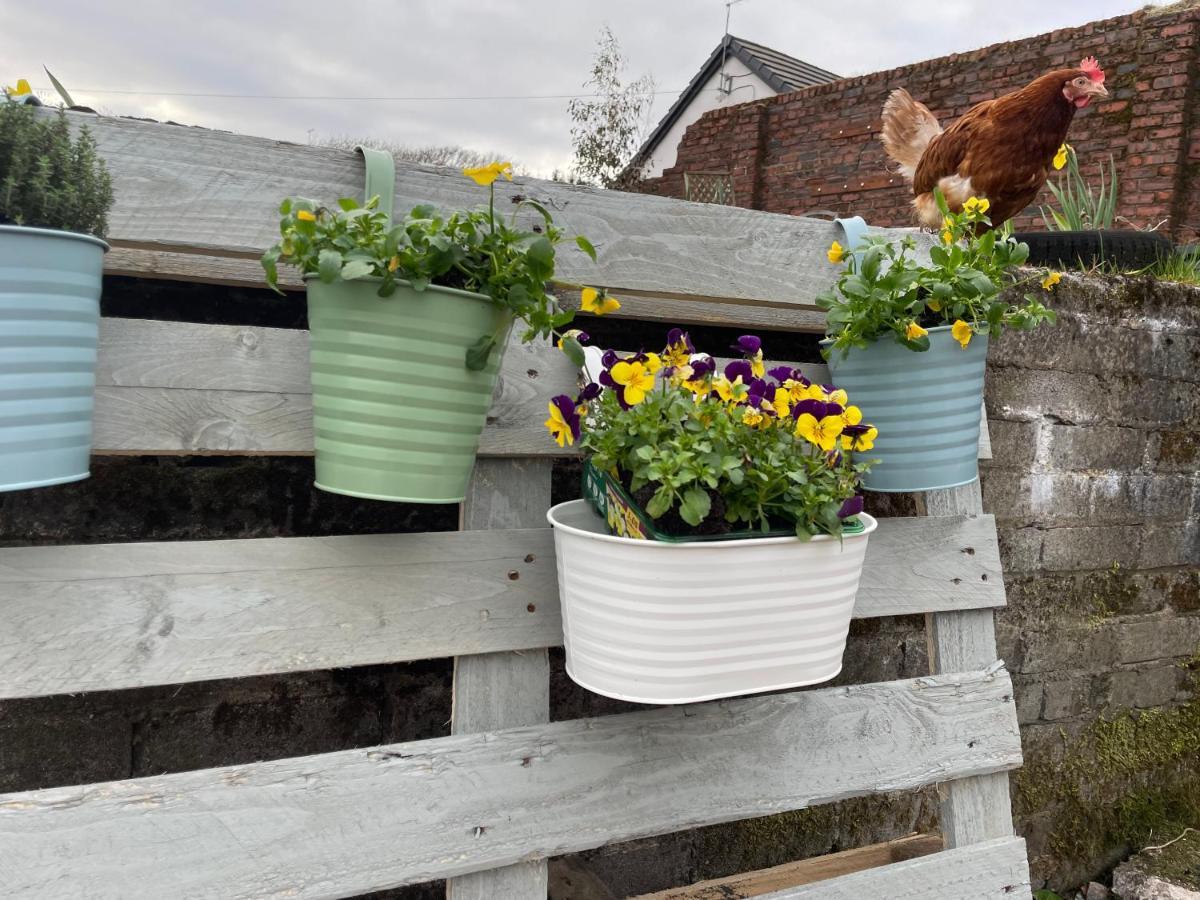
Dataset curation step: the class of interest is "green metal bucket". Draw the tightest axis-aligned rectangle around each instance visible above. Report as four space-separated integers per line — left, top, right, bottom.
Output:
306 277 509 503
825 325 988 493
0 225 106 492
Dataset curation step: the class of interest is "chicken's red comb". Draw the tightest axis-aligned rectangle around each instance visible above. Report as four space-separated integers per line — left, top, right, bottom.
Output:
1080 56 1105 84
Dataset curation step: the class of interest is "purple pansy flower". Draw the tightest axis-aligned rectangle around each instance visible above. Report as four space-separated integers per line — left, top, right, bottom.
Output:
842 423 871 437
666 328 695 353
549 394 581 442
838 495 864 519
601 349 619 369
732 335 762 356
724 359 753 382
577 382 602 403
690 356 716 378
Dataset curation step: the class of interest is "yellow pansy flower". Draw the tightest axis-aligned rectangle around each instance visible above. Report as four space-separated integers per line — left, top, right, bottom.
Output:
951 319 973 349
1042 271 1062 291
905 321 928 340
943 215 955 229
610 360 655 406
827 241 846 264
977 198 990 213
941 229 954 245
463 161 514 186
771 390 791 419
580 287 621 316
827 388 849 406
296 209 316 222
642 352 662 374
3 78 32 97
841 426 878 452
543 401 575 448
795 413 845 452
1053 144 1070 171
841 405 863 427
963 197 979 212
927 298 943 312
712 374 748 405
742 407 765 428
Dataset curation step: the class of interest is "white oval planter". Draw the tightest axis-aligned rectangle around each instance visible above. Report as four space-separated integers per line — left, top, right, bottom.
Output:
546 499 878 705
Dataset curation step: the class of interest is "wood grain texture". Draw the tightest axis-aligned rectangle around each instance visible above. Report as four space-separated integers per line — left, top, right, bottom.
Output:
632 833 943 899
757 838 1030 900
0 669 1023 900
62 111 932 308
92 318 578 457
0 515 1004 700
920 479 1018 850
448 460 552 900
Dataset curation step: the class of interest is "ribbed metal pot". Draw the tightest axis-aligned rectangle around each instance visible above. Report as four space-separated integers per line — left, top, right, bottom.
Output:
547 500 877 705
306 278 509 503
0 225 106 492
826 325 988 493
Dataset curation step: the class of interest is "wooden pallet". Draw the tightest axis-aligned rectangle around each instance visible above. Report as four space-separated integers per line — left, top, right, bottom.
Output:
0 112 1026 899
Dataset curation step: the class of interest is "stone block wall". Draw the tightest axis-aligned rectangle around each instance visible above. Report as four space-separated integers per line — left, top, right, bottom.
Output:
636 3 1200 243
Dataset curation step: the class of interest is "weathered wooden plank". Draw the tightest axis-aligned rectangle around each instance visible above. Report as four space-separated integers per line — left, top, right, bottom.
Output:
103 248 830 333
59 111 931 307
758 838 1030 900
91 318 993 460
631 833 943 899
92 318 578 457
0 668 1023 900
448 459 552 900
919 480 1018 850
0 515 1005 700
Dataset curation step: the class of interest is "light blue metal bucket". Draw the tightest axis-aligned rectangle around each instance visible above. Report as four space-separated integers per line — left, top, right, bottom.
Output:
0 225 106 492
825 325 988 493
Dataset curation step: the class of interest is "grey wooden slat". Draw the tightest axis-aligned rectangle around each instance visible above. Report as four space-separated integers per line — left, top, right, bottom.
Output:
91 318 990 460
102 248 830 333
759 837 1030 899
0 668 1023 900
448 459 553 900
92 319 578 457
0 515 1005 700
59 111 932 307
919 481 1019 849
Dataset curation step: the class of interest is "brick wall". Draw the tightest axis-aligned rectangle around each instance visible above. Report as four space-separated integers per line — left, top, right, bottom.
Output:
638 3 1200 242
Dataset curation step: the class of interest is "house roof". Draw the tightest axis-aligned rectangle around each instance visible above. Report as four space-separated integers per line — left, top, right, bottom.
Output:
633 35 840 170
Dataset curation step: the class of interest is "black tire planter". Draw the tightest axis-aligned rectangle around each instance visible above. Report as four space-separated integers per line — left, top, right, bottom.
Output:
1012 230 1172 270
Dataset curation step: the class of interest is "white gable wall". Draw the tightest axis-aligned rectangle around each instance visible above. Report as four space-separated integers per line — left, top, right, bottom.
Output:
639 57 777 179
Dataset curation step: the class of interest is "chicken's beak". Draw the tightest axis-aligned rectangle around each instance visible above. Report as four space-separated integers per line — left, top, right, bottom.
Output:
1087 82 1109 98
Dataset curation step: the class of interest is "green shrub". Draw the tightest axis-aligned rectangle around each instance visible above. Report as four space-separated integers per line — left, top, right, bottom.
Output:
0 103 113 238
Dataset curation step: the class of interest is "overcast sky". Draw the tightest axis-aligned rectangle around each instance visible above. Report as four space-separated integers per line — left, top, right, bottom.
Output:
3 0 1153 177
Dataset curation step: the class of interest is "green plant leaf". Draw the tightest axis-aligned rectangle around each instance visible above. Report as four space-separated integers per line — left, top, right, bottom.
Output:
44 66 76 108
678 487 711 527
560 336 586 367
645 488 672 519
575 234 597 262
465 335 496 371
340 259 374 281
317 249 343 283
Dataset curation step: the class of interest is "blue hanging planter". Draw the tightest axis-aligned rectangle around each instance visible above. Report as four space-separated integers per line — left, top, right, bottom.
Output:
826 325 988 493
0 225 106 492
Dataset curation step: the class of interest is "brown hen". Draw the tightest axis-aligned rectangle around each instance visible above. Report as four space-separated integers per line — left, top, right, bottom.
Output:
881 57 1109 229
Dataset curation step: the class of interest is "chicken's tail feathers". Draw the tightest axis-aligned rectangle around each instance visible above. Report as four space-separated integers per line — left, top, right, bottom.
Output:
880 88 941 183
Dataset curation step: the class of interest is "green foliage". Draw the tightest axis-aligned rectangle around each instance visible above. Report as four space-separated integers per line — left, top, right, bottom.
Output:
567 26 656 188
263 170 596 369
1041 145 1118 231
0 103 113 237
1143 244 1200 285
817 194 1056 359
576 337 872 539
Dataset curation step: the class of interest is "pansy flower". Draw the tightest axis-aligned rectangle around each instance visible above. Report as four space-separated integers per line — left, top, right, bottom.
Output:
463 161 514 186
556 329 590 351
724 358 753 384
663 328 695 368
905 321 928 340
712 374 748 405
1042 271 1062 291
795 410 846 452
840 423 878 452
609 358 655 406
838 495 865 519
951 319 973 349
580 287 621 316
732 335 765 378
544 395 580 447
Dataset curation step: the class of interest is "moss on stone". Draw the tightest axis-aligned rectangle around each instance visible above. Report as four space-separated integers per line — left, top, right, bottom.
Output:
1015 659 1200 886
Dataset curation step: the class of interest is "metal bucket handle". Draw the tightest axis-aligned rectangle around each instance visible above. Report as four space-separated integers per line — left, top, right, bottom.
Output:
355 146 395 224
